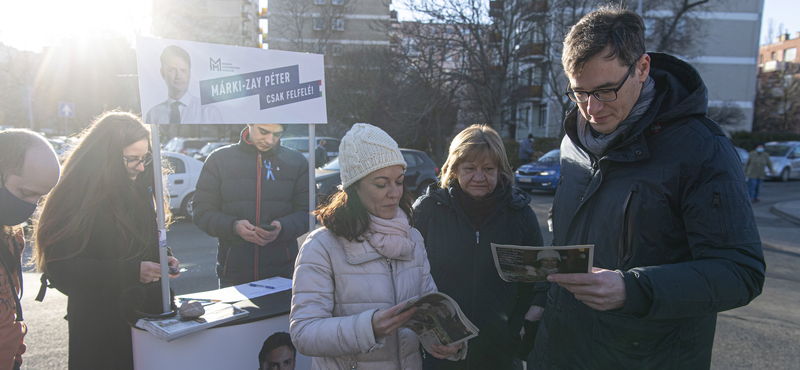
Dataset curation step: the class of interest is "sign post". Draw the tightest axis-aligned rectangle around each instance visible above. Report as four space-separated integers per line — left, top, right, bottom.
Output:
137 37 327 313
58 102 74 134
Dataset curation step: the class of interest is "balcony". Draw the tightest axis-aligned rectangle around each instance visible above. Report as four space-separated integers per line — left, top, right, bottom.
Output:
521 0 548 18
514 85 543 100
517 43 545 60
490 1 504 18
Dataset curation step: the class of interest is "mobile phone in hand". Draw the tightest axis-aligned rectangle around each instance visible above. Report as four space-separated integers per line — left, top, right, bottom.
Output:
169 266 179 275
259 223 277 231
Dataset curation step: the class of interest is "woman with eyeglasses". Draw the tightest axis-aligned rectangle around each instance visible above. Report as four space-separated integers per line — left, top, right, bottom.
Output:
34 111 180 370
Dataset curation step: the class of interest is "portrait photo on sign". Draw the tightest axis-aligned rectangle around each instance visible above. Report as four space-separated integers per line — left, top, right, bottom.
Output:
258 331 296 370
490 244 594 282
136 36 327 125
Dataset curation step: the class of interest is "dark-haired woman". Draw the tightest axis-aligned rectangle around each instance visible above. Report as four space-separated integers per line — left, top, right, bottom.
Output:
34 111 180 370
290 124 465 369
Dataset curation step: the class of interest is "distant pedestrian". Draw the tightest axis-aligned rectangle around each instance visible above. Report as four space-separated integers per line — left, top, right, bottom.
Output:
744 144 775 202
518 134 534 164
315 139 328 167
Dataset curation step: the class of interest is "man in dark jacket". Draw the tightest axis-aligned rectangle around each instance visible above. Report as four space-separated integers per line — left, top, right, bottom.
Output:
193 124 309 287
527 6 766 370
314 139 327 168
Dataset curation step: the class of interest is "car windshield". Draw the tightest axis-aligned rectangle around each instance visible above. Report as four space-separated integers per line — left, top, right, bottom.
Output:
765 145 791 157
322 158 340 170
537 150 560 163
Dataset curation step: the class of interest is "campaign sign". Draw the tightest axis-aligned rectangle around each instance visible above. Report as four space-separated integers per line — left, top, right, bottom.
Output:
136 36 327 125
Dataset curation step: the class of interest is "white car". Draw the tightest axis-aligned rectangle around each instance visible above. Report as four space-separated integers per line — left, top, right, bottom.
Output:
162 152 204 217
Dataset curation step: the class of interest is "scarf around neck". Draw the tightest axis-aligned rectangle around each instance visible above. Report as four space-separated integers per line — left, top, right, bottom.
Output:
578 76 656 157
362 208 414 261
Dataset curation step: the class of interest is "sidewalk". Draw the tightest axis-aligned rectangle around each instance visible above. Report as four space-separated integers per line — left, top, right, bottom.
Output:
771 200 800 227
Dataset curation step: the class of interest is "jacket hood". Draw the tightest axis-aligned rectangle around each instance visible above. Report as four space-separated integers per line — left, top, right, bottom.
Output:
563 53 710 146
422 182 532 211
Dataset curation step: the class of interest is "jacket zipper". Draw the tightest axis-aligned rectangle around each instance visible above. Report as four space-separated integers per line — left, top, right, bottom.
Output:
475 231 480 244
617 189 636 268
255 152 262 281
386 258 402 368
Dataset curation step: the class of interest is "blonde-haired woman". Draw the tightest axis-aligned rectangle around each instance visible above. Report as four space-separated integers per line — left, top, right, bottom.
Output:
412 124 543 370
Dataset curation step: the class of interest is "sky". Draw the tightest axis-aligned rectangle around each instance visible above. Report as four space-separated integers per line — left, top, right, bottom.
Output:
0 0 796 52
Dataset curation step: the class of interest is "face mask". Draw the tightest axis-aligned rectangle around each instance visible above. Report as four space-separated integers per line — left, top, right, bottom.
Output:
756 147 765 152
0 186 37 226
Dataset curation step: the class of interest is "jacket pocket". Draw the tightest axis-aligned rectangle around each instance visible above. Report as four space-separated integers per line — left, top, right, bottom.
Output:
617 188 637 269
591 311 680 369
704 181 759 247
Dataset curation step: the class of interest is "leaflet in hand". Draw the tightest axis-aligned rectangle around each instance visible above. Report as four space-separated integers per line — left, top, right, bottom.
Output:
490 244 594 282
394 292 478 354
135 302 249 342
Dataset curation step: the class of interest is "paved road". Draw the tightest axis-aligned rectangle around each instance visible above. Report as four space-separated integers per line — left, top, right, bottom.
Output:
17 181 800 369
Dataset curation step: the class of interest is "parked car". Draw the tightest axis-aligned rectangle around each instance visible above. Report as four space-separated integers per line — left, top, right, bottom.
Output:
764 141 800 182
281 137 340 162
162 152 204 217
515 149 561 191
163 137 211 157
194 141 232 162
315 148 439 203
735 146 749 168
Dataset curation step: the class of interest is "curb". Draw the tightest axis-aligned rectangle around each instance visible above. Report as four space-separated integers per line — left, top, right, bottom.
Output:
771 203 800 227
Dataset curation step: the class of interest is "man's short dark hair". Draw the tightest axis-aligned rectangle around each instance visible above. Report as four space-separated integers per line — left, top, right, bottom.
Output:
527 134 534 139
562 4 646 77
258 332 296 366
160 45 191 68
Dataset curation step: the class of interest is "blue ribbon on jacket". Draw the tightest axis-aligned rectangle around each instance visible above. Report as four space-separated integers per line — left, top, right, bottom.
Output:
263 160 275 180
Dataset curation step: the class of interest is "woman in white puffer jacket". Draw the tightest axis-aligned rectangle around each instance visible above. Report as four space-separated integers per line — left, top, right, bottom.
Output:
290 124 466 369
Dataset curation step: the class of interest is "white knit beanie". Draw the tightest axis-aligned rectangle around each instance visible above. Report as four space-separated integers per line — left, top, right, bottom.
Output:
339 123 406 189
537 249 561 261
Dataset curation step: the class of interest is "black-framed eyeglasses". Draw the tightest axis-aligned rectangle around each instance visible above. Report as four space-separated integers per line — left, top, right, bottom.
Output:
123 153 153 168
565 62 638 103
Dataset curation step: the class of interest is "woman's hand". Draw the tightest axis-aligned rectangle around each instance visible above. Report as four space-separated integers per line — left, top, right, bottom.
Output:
428 342 463 359
520 305 545 338
372 301 417 339
140 261 162 283
168 256 180 278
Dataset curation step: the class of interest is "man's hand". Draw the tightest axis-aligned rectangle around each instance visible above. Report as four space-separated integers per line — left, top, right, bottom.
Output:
235 220 273 246
167 256 180 278
547 267 626 311
254 220 282 245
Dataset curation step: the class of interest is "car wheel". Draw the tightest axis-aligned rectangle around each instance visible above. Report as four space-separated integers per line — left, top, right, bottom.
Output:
181 192 195 217
780 168 791 182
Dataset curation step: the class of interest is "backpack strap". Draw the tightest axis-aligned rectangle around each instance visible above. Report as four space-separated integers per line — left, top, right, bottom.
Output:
35 273 52 302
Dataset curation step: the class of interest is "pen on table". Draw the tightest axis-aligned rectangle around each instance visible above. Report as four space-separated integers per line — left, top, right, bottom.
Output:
249 283 275 289
177 298 220 303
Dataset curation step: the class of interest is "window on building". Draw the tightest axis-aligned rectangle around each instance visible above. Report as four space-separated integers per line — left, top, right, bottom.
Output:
314 0 326 4
332 18 344 31
332 44 344 56
313 18 325 31
332 0 344 4
785 48 797 62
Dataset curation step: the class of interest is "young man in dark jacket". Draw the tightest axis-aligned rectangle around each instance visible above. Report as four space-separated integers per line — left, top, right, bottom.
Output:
527 6 766 370
193 124 309 287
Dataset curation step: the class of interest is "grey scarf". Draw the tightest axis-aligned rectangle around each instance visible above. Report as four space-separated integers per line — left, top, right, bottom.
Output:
578 76 656 157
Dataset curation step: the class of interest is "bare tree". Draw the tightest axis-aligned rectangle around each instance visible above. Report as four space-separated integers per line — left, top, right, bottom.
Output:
268 0 356 53
754 65 800 133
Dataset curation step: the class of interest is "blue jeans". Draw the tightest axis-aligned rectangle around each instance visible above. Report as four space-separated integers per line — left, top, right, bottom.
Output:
748 178 763 200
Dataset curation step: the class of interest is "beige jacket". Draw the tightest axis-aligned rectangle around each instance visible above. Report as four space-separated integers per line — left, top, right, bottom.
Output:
291 224 459 369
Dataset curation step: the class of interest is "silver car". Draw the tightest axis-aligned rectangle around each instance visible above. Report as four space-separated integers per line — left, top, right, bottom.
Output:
764 141 800 182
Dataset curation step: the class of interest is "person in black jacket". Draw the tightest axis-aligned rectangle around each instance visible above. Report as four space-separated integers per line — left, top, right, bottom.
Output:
413 124 543 370
34 112 180 370
527 6 766 370
314 139 328 168
193 124 309 287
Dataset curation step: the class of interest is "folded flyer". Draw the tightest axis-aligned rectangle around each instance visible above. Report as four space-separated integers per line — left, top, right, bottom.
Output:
490 244 594 282
394 292 478 353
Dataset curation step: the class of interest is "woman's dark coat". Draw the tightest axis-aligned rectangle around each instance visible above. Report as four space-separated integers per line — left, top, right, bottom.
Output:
412 184 543 370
